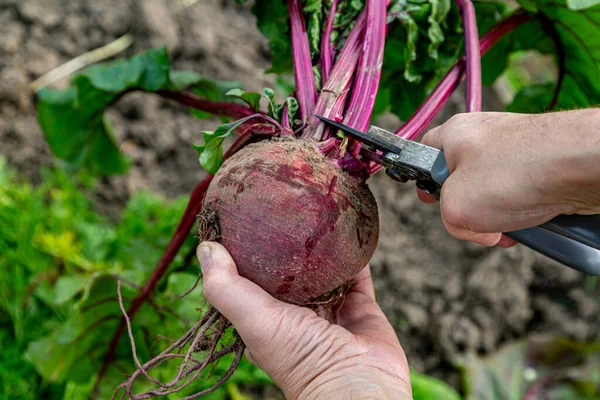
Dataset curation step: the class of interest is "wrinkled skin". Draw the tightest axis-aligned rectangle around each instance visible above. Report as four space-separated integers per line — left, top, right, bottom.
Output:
197 242 412 399
203 138 379 304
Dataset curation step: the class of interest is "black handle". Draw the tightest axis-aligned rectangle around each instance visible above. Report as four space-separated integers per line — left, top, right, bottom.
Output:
429 151 600 274
506 226 600 275
539 214 600 251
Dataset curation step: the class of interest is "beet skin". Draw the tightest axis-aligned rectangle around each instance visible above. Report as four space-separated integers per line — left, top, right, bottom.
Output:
202 138 379 305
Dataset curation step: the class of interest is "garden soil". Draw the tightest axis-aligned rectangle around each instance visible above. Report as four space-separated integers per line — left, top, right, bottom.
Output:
1 0 598 395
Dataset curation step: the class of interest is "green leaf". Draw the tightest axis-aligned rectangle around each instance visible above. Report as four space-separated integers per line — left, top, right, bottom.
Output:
169 70 204 90
532 0 600 109
36 48 173 176
252 0 293 73
427 0 452 60
380 0 468 120
226 88 262 112
459 335 600 400
194 139 224 175
410 369 462 400
566 0 600 9
506 84 554 113
286 97 299 123
497 0 600 111
263 87 279 119
81 47 171 92
193 115 257 174
36 47 242 175
399 12 421 82
304 0 323 57
53 275 89 305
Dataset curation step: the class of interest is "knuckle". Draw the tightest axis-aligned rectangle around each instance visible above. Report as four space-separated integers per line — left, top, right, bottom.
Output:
440 187 469 230
445 112 469 129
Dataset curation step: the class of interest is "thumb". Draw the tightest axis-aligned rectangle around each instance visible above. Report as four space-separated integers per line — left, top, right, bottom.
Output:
420 125 443 150
197 242 282 344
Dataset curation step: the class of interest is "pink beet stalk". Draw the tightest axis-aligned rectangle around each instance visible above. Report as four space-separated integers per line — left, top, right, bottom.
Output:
457 0 482 112
288 0 318 122
321 0 339 84
305 10 367 141
343 0 387 158
343 0 387 132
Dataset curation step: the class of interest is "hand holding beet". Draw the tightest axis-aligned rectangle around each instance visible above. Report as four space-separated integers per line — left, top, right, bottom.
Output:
417 109 600 247
197 242 412 399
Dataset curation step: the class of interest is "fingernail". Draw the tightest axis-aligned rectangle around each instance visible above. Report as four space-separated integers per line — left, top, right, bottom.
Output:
197 244 212 272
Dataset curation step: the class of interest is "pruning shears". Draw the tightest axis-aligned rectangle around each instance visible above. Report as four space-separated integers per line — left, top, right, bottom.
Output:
315 114 600 276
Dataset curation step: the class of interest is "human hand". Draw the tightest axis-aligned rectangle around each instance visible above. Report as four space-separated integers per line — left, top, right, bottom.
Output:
417 110 600 247
197 242 412 400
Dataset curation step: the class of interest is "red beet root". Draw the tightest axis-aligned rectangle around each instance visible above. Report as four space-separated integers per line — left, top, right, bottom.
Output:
203 138 379 305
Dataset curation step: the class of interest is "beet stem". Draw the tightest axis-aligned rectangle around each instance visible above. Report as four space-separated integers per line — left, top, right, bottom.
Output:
343 0 387 133
157 90 258 118
320 0 339 84
456 0 482 112
343 0 387 159
288 0 318 122
304 9 366 141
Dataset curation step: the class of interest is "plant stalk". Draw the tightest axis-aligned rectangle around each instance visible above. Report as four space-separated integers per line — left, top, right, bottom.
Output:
288 0 318 122
456 0 482 112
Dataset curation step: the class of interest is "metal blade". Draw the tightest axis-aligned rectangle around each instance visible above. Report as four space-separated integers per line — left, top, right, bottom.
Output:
315 115 406 153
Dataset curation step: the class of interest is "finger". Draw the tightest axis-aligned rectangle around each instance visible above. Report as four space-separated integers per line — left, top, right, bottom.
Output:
416 188 438 204
442 220 502 247
497 234 518 248
244 348 257 366
420 125 443 149
349 265 376 301
197 242 284 337
337 296 400 347
336 268 399 346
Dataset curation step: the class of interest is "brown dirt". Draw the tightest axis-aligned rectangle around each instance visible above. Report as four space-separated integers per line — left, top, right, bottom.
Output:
1 0 598 395
203 138 379 305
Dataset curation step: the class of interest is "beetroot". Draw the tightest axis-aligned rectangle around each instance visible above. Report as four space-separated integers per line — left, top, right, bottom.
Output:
203 138 379 305
108 0 535 396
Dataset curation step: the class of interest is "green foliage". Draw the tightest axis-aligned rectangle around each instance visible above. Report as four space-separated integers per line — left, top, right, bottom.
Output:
0 159 274 399
377 0 466 120
517 0 600 110
226 89 263 112
478 0 600 113
458 335 600 400
411 369 462 400
192 87 300 174
252 0 293 73
193 115 257 174
36 48 239 177
566 0 600 10
37 48 171 176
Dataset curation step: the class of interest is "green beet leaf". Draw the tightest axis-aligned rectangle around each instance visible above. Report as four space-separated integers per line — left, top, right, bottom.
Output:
410 369 462 400
459 335 600 400
36 47 240 176
252 0 293 73
226 88 263 112
193 115 258 174
485 0 600 112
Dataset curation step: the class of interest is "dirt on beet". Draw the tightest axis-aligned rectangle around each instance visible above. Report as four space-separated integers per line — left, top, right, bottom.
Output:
203 138 379 305
1 0 599 394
